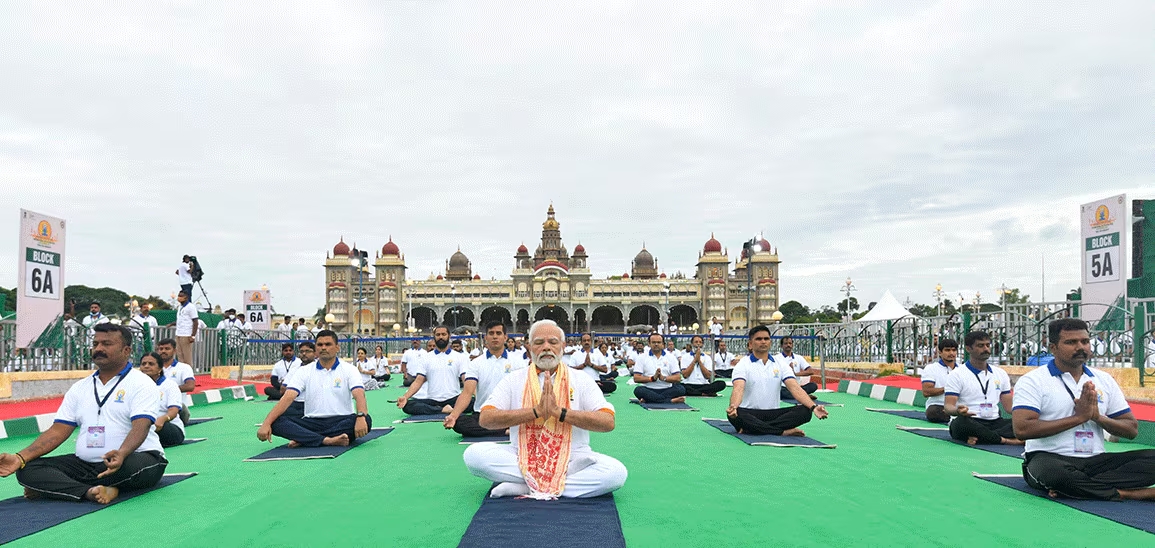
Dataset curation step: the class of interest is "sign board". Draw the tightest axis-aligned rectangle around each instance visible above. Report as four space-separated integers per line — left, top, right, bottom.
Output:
16 209 66 347
1080 195 1127 323
243 290 271 330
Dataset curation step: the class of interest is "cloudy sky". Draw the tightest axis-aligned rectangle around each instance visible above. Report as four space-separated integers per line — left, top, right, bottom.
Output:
3 1 1153 317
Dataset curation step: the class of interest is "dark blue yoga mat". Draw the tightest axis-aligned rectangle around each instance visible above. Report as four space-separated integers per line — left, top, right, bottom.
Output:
783 398 841 407
180 438 207 445
0 472 197 545
459 435 509 445
975 474 1155 534
458 486 626 548
702 418 835 448
897 426 1025 458
394 414 448 423
185 417 222 426
628 398 697 411
867 408 931 421
244 427 393 461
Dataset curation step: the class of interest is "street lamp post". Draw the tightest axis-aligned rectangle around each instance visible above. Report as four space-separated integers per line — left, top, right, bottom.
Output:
933 283 946 316
842 277 856 323
741 235 764 328
451 284 458 329
351 249 368 335
405 279 415 332
663 281 671 330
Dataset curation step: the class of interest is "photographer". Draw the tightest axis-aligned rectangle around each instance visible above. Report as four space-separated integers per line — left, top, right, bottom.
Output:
176 256 194 298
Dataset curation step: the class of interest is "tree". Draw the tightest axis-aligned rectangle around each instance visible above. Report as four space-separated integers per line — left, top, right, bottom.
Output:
778 300 811 323
908 303 937 317
1001 288 1030 305
836 297 860 315
64 285 132 318
0 287 15 313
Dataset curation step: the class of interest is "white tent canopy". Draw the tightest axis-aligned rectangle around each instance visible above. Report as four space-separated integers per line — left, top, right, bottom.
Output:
856 290 913 322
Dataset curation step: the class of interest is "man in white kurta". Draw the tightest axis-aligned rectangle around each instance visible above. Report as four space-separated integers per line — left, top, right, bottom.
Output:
463 320 627 499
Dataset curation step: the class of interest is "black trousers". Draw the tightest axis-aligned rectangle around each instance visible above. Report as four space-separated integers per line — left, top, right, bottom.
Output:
684 381 726 396
16 451 167 501
597 380 617 394
925 405 950 423
402 374 415 387
270 414 373 447
633 384 686 403
600 370 620 380
780 382 818 400
403 395 459 416
949 415 1015 444
728 405 813 436
374 373 391 383
715 369 734 379
1023 449 1155 500
157 421 185 447
452 413 507 438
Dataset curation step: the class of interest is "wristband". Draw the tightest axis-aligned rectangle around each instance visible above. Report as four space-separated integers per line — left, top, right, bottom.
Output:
533 409 539 419
559 408 568 423
15 452 26 470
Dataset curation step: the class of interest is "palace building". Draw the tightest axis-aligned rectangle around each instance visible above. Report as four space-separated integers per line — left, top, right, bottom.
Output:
322 206 781 335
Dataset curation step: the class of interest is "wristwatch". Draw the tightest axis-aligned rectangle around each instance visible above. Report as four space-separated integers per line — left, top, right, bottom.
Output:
356 412 366 418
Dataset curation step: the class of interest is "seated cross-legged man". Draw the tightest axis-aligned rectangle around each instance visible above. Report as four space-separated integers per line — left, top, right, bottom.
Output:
921 338 960 423
713 340 737 379
1013 318 1155 501
680 336 726 397
156 338 196 428
463 320 628 499
400 339 425 387
265 343 301 400
944 331 1021 446
727 325 829 436
446 321 526 437
279 342 314 419
631 333 686 404
138 352 186 448
397 326 466 416
0 324 167 504
257 331 371 448
775 336 818 400
566 333 616 394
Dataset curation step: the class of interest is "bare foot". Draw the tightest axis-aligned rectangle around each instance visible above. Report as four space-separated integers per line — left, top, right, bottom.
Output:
23 487 41 500
322 434 350 446
1119 487 1155 501
1047 489 1061 499
1001 438 1025 446
287 440 301 448
503 429 510 435
636 398 647 404
670 397 686 404
85 485 119 504
781 428 806 437
966 436 979 446
441 405 453 414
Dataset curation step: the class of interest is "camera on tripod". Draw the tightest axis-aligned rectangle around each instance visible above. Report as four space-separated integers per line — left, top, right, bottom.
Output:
187 255 205 282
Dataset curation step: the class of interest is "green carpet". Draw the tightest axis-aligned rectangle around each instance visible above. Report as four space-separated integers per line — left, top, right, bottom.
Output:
1 383 1154 547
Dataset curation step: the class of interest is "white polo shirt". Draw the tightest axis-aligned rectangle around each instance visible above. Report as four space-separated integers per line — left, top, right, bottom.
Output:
775 352 812 385
354 359 378 384
411 349 466 401
680 350 714 385
401 347 423 368
464 349 529 412
282 360 309 402
481 366 614 454
177 262 193 284
53 364 165 463
732 354 795 410
714 351 735 371
271 357 302 381
285 359 363 418
944 362 1012 420
276 323 292 337
565 348 605 381
710 323 723 338
1013 363 1131 457
920 359 958 408
163 360 196 388
154 375 186 433
175 303 197 337
82 313 110 334
130 314 159 336
631 350 680 389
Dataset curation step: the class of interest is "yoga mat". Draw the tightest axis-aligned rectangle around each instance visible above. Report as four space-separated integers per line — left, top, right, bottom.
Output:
702 418 835 448
628 399 697 411
244 427 394 461
457 486 626 548
897 425 1025 459
458 436 510 445
0 472 197 545
180 438 208 445
393 414 448 423
974 473 1155 534
783 398 843 407
186 417 222 426
866 408 931 421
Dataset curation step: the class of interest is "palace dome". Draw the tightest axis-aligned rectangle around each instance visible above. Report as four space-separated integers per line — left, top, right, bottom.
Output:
333 238 350 257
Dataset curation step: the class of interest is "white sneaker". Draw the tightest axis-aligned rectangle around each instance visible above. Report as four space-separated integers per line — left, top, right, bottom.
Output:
489 482 531 498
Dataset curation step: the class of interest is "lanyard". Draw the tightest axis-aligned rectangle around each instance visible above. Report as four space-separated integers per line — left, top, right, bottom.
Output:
1057 376 1079 402
93 370 129 417
969 365 991 398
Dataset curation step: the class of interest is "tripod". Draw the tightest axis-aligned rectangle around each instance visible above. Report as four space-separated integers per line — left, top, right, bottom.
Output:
196 280 213 310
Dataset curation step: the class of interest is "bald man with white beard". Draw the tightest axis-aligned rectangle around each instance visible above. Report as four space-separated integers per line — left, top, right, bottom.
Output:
462 320 628 499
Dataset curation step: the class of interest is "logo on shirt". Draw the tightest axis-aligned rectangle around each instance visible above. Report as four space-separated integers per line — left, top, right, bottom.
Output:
504 364 511 373
333 378 342 389
772 368 780 377
569 387 575 402
114 390 125 403
1097 389 1105 403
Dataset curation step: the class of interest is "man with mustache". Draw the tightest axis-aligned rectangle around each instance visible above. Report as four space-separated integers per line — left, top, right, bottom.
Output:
944 331 1021 446
565 333 615 394
462 320 627 499
1012 318 1155 501
632 333 686 404
0 323 166 504
400 338 425 387
397 326 467 415
727 326 827 436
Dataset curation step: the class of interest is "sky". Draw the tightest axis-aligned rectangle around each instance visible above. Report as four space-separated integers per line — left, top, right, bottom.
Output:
2 1 1154 317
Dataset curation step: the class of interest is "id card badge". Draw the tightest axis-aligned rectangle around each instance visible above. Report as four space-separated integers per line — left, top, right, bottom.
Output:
86 426 106 449
1074 430 1095 454
978 403 997 419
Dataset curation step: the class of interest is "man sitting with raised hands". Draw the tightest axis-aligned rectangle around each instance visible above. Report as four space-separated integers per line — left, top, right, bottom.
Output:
727 325 828 436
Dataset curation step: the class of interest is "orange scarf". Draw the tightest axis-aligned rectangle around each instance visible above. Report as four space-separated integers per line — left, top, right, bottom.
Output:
517 363 573 499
